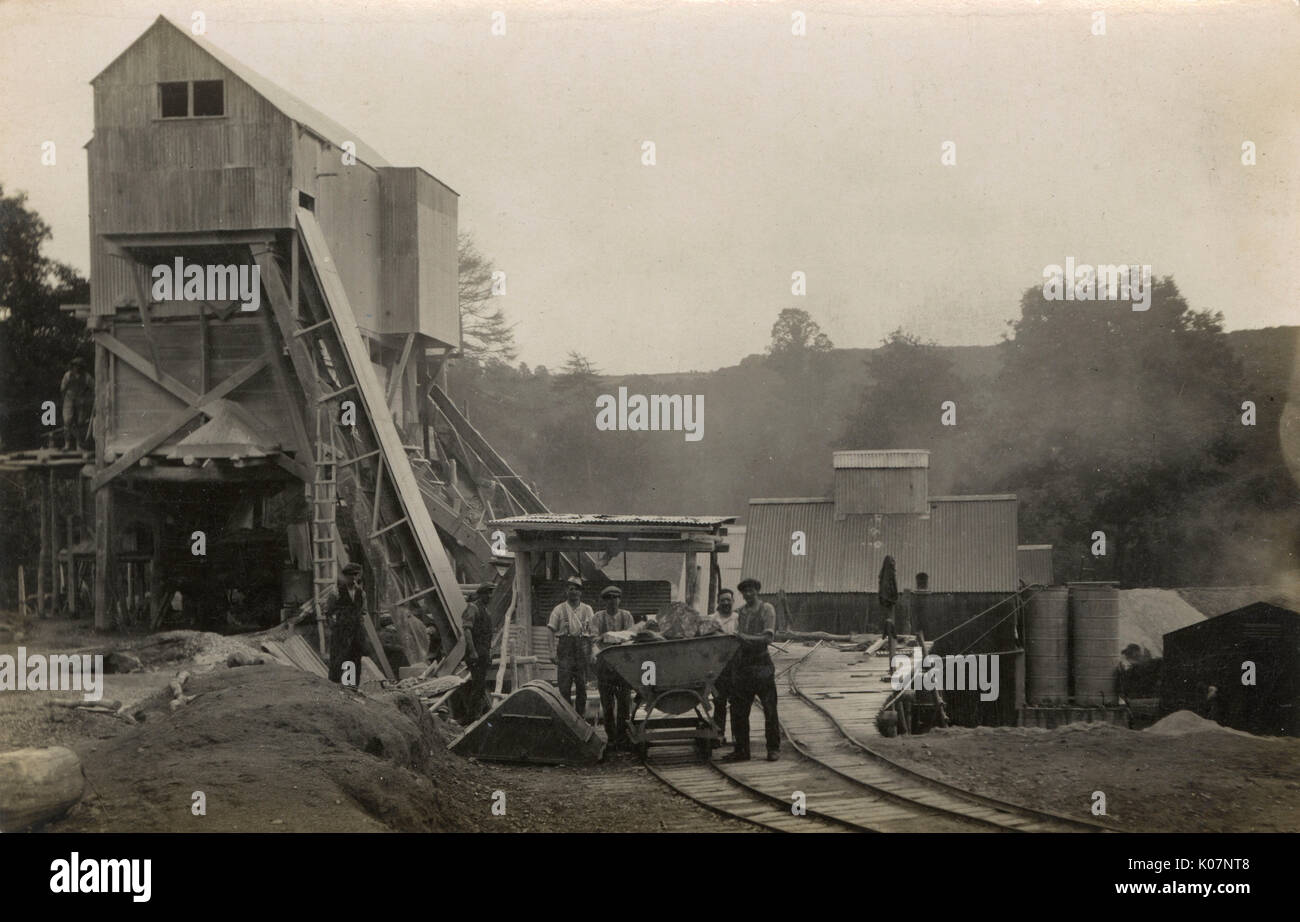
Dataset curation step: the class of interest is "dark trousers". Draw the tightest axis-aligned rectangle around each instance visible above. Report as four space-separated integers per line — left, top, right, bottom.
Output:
328 624 364 685
597 661 631 745
63 398 89 450
712 666 734 741
555 635 589 716
729 664 780 756
466 657 491 719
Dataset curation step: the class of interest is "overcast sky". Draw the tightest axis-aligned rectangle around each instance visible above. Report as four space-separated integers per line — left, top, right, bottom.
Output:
2 0 1296 373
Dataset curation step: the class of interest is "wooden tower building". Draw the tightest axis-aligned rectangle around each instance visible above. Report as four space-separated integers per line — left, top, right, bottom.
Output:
82 16 559 669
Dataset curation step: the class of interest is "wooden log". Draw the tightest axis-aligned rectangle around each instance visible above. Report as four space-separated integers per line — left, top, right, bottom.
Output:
48 698 122 711
0 746 85 832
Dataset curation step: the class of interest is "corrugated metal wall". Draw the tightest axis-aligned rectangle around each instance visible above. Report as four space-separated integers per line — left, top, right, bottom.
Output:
833 467 928 515
1017 545 1054 586
530 579 673 626
743 501 928 593
928 497 1018 592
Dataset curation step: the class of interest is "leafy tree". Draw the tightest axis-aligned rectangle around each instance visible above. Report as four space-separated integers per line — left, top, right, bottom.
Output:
839 327 972 455
767 307 833 358
457 233 517 364
0 185 91 450
980 278 1249 585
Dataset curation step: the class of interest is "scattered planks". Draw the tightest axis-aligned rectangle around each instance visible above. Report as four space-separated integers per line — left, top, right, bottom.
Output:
262 636 329 679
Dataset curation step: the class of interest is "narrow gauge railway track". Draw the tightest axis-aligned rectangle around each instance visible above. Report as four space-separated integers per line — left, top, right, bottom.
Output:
644 643 1111 832
783 646 1112 833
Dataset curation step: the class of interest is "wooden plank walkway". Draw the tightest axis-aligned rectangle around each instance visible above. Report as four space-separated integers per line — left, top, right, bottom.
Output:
643 642 1109 833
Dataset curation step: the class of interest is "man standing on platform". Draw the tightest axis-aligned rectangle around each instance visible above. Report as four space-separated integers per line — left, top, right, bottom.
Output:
723 578 780 762
60 356 93 451
548 577 594 716
326 562 366 685
592 585 635 749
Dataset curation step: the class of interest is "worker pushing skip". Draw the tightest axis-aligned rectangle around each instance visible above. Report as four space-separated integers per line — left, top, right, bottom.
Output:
548 577 595 717
592 585 635 749
723 578 781 762
326 562 366 685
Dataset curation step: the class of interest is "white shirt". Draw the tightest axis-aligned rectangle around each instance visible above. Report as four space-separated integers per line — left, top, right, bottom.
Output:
548 601 594 637
712 611 739 635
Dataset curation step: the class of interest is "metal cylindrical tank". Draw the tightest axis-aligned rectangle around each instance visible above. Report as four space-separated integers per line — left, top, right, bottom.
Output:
1025 586 1069 705
1069 582 1119 706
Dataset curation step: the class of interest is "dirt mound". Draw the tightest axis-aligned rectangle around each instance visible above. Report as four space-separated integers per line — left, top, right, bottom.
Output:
1146 709 1266 740
1118 589 1204 657
49 665 502 832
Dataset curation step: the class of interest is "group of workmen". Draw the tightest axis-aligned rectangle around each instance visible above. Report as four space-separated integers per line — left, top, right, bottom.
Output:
322 566 783 761
546 575 782 762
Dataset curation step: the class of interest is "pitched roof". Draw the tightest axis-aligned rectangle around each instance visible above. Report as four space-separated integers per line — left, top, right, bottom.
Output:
94 16 391 169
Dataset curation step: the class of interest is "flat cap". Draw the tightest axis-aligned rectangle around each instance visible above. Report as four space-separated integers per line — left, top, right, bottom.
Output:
564 577 583 589
736 577 762 592
600 585 623 598
341 562 363 576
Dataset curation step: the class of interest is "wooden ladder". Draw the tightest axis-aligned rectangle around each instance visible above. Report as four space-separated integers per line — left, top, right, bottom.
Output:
311 406 338 655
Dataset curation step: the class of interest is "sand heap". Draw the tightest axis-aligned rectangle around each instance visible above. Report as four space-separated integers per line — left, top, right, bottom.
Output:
1117 589 1204 658
1145 709 1262 740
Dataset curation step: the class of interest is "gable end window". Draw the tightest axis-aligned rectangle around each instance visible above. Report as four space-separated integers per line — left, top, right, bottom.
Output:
158 79 225 118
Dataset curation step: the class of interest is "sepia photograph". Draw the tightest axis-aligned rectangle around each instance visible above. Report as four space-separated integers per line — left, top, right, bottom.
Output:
0 0 1296 898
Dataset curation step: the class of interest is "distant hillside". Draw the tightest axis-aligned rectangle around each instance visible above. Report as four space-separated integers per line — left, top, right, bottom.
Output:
451 327 1297 527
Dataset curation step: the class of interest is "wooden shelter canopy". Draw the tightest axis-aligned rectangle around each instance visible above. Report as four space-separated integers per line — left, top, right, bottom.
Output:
490 513 734 555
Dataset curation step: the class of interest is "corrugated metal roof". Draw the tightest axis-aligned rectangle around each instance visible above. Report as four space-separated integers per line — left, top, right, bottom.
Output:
928 494 1017 502
102 17 393 169
1017 545 1055 586
929 497 1019 592
741 501 928 593
491 513 734 531
833 450 929 469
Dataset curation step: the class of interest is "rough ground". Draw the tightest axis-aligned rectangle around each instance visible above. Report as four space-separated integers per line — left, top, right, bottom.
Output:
1 617 751 833
870 716 1300 832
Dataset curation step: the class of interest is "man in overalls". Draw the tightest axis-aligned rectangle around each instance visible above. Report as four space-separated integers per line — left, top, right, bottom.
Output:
547 577 594 716
723 578 780 762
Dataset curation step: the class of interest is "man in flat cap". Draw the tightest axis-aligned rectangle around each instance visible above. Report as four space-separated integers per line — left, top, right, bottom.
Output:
548 577 595 716
592 584 635 749
724 577 780 762
326 562 366 685
459 583 496 720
